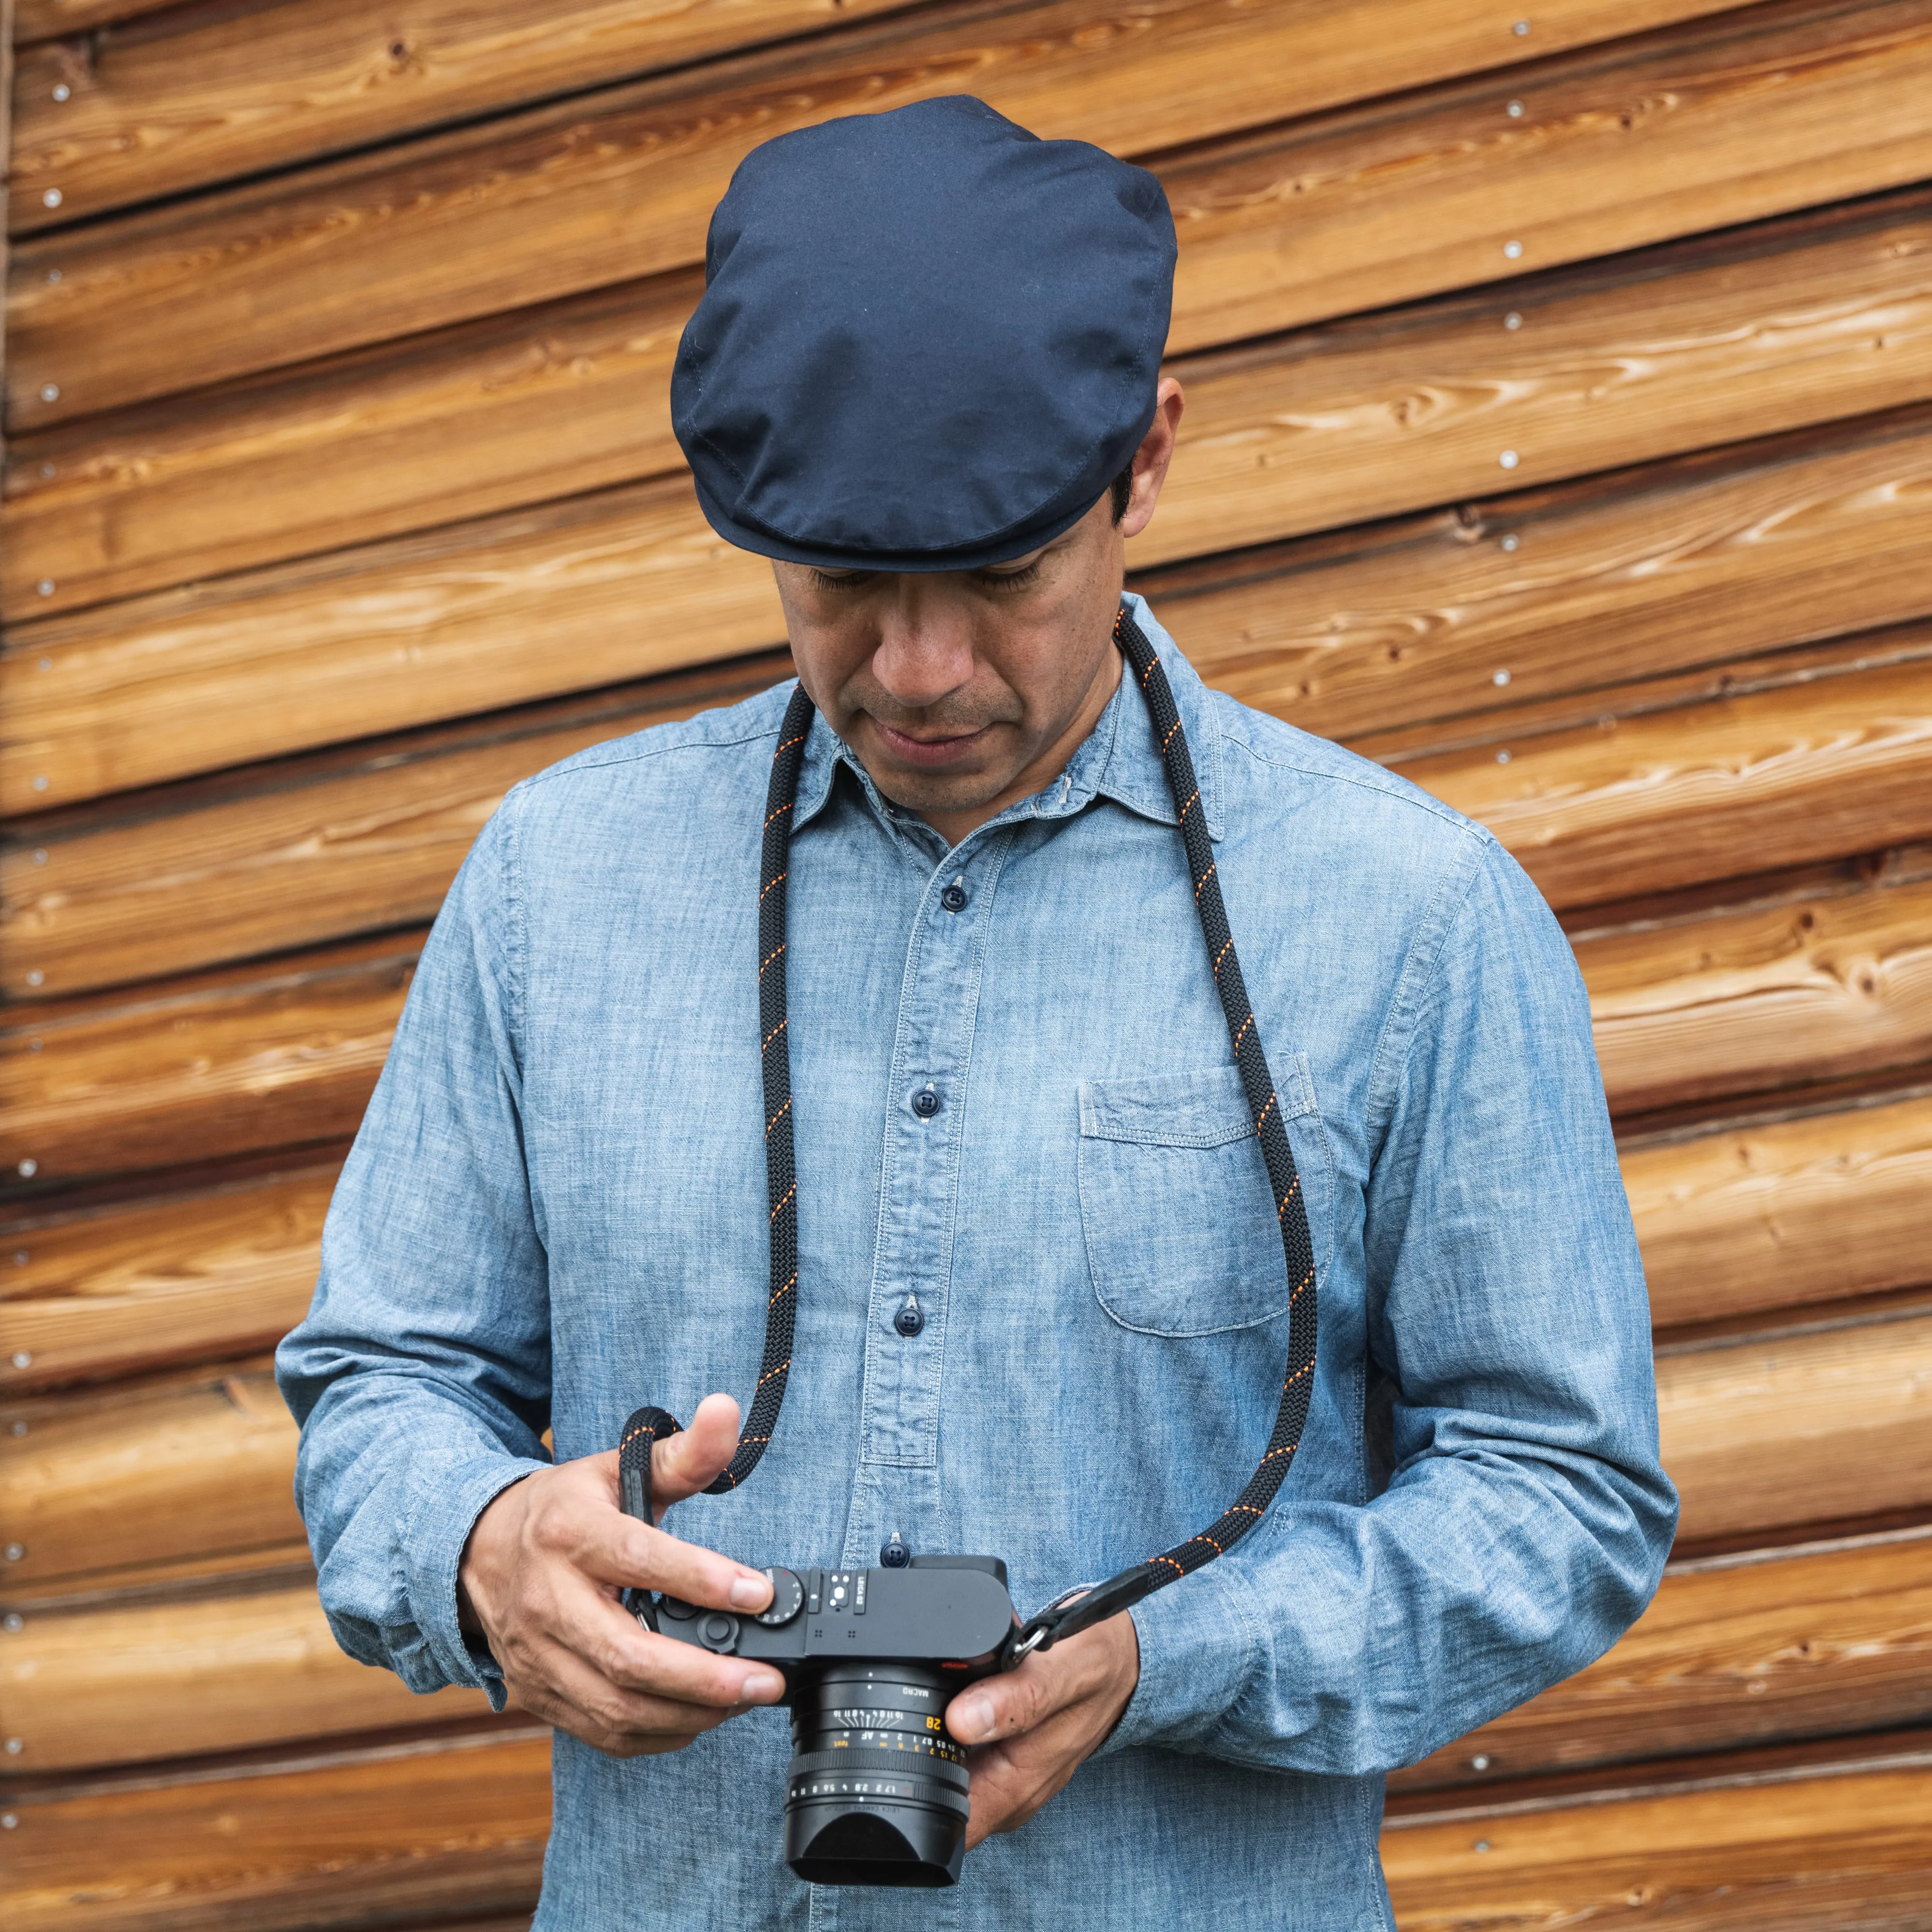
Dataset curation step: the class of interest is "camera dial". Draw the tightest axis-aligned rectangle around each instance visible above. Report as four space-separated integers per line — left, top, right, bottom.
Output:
758 1567 806 1626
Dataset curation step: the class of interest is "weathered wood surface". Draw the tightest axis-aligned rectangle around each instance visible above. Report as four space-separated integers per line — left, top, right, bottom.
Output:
14 630 1932 999
0 1365 301 1587
14 0 175 45
1580 863 1932 1119
22 384 1932 815
3 1078 1922 1400
1631 1092 1932 1331
0 938 418 1188
1382 1749 1932 1931
2 268 699 615
0 476 784 814
16 0 1932 426
1 1730 553 1932
1392 1530 1932 1792
17 184 1932 621
8 1295 1927 1589
6 855 1928 1193
0 1581 491 1774
12 0 1738 232
1152 400 1932 754
1396 645 1932 912
1 653 783 997
0 1166 337 1393
1659 1309 1932 1547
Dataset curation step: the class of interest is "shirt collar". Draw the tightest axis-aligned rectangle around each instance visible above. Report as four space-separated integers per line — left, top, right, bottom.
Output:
791 592 1223 841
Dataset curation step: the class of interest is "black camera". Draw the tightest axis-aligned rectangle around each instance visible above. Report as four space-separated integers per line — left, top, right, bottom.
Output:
640 1554 1014 1886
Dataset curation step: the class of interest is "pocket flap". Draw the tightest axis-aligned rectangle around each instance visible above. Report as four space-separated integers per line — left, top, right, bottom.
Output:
1078 1062 1315 1148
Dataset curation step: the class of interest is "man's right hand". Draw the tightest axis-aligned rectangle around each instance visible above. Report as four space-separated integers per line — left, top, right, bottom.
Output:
457 1392 782 1756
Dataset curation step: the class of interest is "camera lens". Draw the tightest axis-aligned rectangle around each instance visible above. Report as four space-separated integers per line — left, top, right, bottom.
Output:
783 1662 971 1887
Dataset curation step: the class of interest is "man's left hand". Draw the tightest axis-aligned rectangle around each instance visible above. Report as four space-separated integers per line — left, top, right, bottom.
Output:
944 1612 1140 1849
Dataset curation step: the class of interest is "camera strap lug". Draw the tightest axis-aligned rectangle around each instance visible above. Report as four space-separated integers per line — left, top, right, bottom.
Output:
1003 1563 1160 1667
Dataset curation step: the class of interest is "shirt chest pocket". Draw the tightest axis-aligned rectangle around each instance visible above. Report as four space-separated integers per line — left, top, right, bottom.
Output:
1077 1060 1332 1337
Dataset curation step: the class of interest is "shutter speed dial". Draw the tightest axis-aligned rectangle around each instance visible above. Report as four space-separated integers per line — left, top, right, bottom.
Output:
757 1566 805 1627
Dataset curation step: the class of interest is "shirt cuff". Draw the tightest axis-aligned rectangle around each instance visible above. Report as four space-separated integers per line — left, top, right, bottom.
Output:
1103 1557 1266 1755
400 1451 550 1708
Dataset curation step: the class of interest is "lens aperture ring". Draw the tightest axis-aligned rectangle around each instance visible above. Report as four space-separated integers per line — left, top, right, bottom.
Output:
788 1746 970 1791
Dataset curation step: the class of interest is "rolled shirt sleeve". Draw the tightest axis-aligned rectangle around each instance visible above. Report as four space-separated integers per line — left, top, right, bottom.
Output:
277 803 553 1704
1112 837 1679 1770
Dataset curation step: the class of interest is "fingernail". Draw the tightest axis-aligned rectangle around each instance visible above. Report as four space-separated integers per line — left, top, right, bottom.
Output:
730 1573 771 1609
951 1694 993 1743
743 1669 785 1702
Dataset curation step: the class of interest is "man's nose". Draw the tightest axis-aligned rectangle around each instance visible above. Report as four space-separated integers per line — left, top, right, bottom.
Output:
870 583 976 710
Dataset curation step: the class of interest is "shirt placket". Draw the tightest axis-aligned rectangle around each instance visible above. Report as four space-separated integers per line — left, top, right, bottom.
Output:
838 825 1010 1571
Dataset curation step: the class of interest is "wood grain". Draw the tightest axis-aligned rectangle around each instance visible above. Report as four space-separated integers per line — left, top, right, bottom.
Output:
16 632 1932 1001
1580 866 1932 1118
0 1581 490 1774
0 937 417 1188
5 1294 1924 1591
1629 1093 1932 1330
1150 400 1932 753
17 182 1932 619
15 0 1932 425
1 1731 552 1932
1139 186 1932 572
2 1079 1920 1400
1382 1750 1932 1931
12 0 1735 228
0 1165 337 1393
2 268 699 615
1396 647 1932 911
14 0 176 44
18 388 1932 816
1 654 786 997
0 474 784 816
1659 1309 1932 1546
0 1365 300 1586
1392 1529 1932 1792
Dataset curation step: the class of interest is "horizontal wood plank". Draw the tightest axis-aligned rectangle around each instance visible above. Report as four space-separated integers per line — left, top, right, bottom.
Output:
14 0 1932 426
0 1581 491 1774
1659 1308 1932 1546
0 1365 301 1586
5 862 1930 1193
1 1731 552 1932
1 653 787 996
6 1293 1926 1586
13 0 1737 229
5 1078 1919 1397
14 0 176 43
1630 1092 1932 1330
1396 644 1932 911
17 180 1932 617
0 937 417 1188
1383 1751 1932 1930
15 630 1932 999
20 384 1932 817
1151 400 1932 753
1392 1529 1932 1792
1580 864 1932 1119
0 1165 337 1393
0 475 784 816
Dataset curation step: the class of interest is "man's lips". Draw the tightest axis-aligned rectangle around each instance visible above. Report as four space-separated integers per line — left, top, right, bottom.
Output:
870 718 993 768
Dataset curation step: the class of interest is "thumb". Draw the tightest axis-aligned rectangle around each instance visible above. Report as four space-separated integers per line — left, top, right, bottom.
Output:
650 1392 743 1516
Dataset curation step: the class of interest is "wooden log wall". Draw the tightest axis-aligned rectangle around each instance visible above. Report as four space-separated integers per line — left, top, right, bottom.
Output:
5 0 1932 1921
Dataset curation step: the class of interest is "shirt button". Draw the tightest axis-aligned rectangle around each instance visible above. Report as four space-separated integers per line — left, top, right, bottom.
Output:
894 1297 925 1337
939 881 968 913
911 1087 941 1118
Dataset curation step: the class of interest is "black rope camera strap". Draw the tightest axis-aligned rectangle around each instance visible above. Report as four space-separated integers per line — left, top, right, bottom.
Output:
620 604 1317 1660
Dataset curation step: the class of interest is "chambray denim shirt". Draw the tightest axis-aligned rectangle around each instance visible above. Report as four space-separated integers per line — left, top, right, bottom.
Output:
280 595 1676 1932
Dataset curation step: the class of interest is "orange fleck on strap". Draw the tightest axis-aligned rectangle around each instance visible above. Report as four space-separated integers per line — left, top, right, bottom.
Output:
769 1182 796 1223
769 1272 797 1308
756 1358 792 1387
765 801 794 828
760 942 787 975
1254 1093 1277 1130
1232 1013 1252 1052
1178 787 1199 820
759 868 789 903
767 1096 792 1134
763 1017 789 1050
1195 860 1218 902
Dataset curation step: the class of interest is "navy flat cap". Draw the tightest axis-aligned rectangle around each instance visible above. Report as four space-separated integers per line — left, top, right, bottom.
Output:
671 96 1176 572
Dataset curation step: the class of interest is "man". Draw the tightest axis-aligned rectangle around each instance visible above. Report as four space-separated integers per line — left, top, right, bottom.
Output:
280 95 1676 1930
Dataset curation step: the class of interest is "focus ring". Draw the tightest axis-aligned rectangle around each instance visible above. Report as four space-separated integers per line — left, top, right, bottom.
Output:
786 1746 971 1793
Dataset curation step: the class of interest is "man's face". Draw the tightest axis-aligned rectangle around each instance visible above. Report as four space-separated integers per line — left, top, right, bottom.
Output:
772 380 1183 844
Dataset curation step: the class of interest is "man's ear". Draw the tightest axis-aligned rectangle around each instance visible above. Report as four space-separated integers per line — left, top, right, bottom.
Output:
1119 377 1186 543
